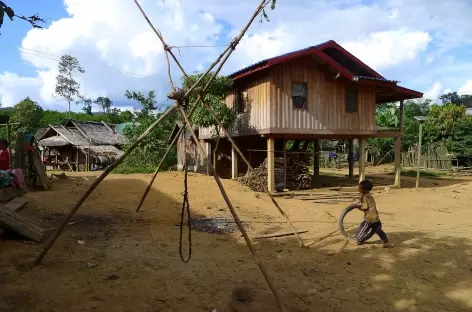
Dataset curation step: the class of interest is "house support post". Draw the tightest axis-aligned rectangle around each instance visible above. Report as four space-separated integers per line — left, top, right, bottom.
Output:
312 139 320 186
76 147 79 172
394 99 404 188
313 139 320 177
283 140 287 190
205 141 212 176
348 139 354 179
394 136 402 188
267 136 275 194
231 146 238 179
358 138 366 182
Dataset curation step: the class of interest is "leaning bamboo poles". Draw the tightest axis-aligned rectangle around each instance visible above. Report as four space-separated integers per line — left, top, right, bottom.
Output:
134 0 305 248
35 0 288 311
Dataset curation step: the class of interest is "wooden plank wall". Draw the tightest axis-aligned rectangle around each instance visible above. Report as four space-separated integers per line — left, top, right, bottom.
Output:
269 57 376 132
199 56 377 138
199 74 271 138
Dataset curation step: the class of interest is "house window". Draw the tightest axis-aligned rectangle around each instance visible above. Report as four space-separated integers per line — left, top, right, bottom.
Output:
292 83 308 109
345 86 358 113
236 90 246 114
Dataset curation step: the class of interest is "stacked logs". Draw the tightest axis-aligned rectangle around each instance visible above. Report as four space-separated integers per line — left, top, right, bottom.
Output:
239 154 311 192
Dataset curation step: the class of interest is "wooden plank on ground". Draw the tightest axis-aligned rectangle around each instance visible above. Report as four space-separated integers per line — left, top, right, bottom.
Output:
0 187 26 203
253 230 308 240
30 150 51 190
4 196 28 212
0 207 44 242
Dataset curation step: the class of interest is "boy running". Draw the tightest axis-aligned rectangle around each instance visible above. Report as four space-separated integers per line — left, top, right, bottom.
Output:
355 179 394 248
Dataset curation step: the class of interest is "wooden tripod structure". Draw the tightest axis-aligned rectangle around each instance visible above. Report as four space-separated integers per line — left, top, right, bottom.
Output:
35 1 302 311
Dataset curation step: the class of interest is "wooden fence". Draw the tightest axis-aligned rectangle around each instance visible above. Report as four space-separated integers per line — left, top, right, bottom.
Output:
402 145 453 170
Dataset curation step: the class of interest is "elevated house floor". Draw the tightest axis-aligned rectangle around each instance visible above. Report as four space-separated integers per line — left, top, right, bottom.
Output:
172 40 423 192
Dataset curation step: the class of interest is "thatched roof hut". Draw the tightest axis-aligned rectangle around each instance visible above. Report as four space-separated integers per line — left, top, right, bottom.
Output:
36 120 125 170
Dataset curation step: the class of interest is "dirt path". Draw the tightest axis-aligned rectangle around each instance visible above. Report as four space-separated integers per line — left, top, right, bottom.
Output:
1 170 471 311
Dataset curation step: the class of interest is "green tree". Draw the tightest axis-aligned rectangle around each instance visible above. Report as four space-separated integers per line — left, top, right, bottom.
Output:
125 90 157 118
182 72 236 130
402 99 431 150
10 97 44 134
55 55 85 118
451 117 472 166
78 97 93 115
0 1 45 31
424 103 466 144
119 110 133 122
367 103 398 159
94 96 113 113
121 90 177 170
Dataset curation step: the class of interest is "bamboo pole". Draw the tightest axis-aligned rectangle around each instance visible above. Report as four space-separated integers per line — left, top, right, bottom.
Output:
202 102 305 248
34 103 179 265
177 106 287 312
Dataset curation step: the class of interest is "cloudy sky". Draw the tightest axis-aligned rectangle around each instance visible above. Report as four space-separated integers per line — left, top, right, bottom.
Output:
1 0 472 112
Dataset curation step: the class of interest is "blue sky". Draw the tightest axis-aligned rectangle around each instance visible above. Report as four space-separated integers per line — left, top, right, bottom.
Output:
1 0 472 112
0 0 67 76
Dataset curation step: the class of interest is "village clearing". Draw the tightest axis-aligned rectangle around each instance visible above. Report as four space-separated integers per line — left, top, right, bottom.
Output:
1 166 472 312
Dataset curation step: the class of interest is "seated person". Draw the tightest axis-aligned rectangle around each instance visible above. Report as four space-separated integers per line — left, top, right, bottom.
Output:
0 140 10 170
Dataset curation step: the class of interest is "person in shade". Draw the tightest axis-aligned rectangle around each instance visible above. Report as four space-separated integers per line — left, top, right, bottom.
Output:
0 140 10 170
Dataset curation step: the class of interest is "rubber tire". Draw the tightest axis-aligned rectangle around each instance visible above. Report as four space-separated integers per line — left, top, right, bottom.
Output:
338 204 375 241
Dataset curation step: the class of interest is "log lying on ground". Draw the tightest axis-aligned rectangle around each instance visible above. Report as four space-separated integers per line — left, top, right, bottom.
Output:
0 207 44 242
4 196 28 212
238 154 312 192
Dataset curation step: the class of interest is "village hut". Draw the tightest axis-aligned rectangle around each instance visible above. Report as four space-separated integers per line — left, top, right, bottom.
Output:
36 120 125 171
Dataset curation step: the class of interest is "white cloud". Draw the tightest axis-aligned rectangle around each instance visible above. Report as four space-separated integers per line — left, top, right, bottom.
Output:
0 0 472 111
343 28 431 70
0 72 41 107
423 81 443 100
459 81 472 95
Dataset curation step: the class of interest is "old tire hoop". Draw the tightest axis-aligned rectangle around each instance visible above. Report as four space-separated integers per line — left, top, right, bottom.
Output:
338 204 374 240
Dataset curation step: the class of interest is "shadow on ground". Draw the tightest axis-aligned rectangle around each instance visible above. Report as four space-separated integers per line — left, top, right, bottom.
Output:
313 172 464 190
0 175 470 312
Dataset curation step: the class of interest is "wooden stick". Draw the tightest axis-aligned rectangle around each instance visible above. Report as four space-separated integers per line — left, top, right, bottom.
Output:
135 47 234 212
254 230 308 240
201 102 306 248
135 0 302 252
177 106 287 312
34 103 179 265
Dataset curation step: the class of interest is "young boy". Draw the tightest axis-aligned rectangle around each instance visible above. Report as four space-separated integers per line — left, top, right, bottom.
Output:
355 179 393 248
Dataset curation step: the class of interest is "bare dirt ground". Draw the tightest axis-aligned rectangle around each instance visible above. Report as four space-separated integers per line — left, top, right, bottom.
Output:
1 166 472 312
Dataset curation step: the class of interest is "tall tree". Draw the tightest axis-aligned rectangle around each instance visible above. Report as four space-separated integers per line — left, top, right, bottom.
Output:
79 98 93 115
94 96 113 113
0 1 45 31
55 55 85 118
10 97 44 134
125 90 158 118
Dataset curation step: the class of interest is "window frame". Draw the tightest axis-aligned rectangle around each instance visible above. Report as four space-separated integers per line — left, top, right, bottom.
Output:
291 82 308 110
345 86 359 113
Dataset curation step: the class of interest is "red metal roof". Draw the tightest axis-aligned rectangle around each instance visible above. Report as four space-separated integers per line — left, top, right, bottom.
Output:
229 40 423 99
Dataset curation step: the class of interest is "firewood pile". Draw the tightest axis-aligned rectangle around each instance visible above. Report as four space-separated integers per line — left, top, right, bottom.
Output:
239 154 312 192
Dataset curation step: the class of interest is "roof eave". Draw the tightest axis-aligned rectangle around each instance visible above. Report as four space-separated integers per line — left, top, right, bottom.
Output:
231 47 355 81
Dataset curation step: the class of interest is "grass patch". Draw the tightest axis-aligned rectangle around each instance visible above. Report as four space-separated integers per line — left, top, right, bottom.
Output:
387 169 445 179
112 166 156 174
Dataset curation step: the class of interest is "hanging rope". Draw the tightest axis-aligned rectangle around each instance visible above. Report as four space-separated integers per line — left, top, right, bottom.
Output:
179 136 192 263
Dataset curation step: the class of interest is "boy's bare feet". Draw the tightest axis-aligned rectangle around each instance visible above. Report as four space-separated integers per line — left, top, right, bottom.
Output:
382 241 395 248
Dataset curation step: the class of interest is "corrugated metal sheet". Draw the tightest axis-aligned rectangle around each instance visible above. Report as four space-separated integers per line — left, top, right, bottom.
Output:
229 41 331 78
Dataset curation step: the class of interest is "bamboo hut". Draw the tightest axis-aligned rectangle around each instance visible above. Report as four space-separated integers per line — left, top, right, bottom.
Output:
36 120 125 171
